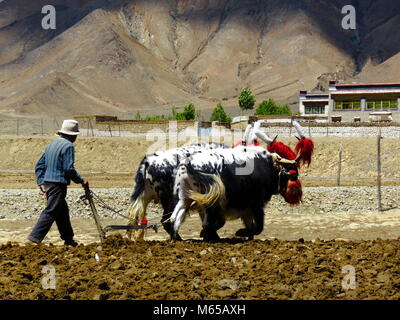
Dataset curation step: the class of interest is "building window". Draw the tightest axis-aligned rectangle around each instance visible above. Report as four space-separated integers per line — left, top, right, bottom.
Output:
366 99 398 110
334 100 361 110
305 105 325 114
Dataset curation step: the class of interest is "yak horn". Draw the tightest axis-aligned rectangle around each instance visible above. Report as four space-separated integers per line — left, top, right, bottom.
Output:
250 120 262 143
255 130 273 145
293 120 306 139
243 124 252 146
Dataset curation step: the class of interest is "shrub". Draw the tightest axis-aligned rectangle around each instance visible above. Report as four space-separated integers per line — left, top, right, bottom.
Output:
256 99 292 115
174 103 196 120
210 103 232 123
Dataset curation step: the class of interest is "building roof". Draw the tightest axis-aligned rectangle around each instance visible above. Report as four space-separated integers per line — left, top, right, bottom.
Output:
334 82 400 88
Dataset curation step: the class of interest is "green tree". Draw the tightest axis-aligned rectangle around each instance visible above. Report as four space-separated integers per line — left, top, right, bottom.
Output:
238 88 256 114
278 104 291 115
210 103 232 123
255 99 292 115
256 99 279 115
175 103 196 120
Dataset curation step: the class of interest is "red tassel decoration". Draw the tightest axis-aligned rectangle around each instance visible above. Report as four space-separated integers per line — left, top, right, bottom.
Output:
267 141 297 160
295 138 314 166
285 179 302 205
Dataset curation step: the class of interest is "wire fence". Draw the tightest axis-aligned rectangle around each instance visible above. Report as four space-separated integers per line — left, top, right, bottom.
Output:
0 119 61 136
1 118 400 138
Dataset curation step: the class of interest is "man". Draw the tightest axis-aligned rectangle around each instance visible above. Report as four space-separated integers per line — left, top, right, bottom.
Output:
28 119 88 246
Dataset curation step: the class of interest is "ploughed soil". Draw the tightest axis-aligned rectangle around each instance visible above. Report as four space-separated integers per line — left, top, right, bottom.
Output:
1 235 399 300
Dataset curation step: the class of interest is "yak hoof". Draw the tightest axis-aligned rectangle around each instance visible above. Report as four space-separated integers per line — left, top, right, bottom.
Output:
235 228 249 237
201 229 220 242
170 232 183 241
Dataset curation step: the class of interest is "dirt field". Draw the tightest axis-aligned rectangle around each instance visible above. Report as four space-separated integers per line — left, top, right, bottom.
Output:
1 235 399 300
0 136 399 300
1 202 400 300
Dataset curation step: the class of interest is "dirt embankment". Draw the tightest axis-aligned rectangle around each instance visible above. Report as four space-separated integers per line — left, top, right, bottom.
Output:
0 136 399 189
0 236 399 300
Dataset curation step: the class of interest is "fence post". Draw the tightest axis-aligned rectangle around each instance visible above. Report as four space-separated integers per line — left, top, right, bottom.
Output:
336 147 342 186
377 127 383 212
89 118 94 136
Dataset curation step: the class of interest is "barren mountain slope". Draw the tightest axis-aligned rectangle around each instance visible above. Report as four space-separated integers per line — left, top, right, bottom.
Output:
0 0 399 118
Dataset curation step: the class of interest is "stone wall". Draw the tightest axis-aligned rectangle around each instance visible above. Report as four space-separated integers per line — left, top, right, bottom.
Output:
260 123 400 138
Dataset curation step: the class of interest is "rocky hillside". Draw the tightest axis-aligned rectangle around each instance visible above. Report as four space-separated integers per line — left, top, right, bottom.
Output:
0 0 399 119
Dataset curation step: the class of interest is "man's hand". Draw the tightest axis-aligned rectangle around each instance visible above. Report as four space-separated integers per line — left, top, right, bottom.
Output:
81 180 89 188
38 185 46 196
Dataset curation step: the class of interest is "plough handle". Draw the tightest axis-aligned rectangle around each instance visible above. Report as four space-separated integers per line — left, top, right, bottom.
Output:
84 185 106 243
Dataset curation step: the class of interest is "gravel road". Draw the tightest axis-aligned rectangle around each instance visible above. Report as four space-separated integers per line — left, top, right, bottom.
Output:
0 186 399 221
1 186 400 245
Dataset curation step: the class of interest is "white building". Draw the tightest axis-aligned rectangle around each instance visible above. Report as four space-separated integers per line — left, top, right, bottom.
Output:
299 81 400 122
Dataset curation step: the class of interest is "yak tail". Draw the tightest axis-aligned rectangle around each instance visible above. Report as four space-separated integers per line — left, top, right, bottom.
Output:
187 171 226 208
126 159 149 241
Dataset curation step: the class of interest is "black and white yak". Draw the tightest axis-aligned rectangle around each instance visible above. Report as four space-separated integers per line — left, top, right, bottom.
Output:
169 145 301 241
127 121 313 241
126 142 228 240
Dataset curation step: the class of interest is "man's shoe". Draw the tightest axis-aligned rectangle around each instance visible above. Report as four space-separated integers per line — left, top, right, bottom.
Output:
64 240 79 247
27 236 41 245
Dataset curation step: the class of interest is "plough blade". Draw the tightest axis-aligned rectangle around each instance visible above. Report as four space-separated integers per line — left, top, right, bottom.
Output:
104 225 158 232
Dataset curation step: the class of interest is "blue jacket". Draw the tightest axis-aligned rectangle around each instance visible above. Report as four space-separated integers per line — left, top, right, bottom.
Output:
35 137 84 186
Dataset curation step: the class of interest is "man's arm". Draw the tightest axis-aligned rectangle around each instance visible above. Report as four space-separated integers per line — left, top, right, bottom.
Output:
35 153 46 187
63 145 85 184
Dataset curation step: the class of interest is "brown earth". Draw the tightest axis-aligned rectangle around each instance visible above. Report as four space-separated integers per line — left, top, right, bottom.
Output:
0 235 399 300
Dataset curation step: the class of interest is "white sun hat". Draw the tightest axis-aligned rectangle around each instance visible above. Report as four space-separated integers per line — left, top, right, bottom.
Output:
57 119 81 136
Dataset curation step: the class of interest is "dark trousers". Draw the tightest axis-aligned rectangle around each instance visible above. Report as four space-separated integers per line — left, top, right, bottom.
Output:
28 183 74 243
